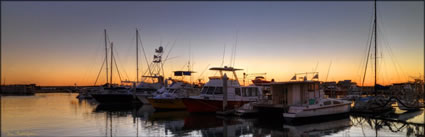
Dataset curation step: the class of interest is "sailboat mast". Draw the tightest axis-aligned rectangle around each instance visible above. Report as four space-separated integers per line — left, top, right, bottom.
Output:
374 0 378 96
104 29 109 85
110 42 114 86
136 29 139 85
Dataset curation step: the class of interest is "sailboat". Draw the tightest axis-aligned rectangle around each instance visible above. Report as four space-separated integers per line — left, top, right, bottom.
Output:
352 0 393 114
91 30 140 104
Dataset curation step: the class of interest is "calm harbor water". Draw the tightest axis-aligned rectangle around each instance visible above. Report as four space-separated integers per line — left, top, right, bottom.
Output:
1 93 424 137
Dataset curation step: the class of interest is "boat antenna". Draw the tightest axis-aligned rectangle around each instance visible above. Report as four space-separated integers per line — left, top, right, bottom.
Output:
313 61 319 72
325 60 332 82
198 64 210 83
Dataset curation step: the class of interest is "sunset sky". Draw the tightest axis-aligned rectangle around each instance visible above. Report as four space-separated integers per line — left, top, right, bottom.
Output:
1 1 423 86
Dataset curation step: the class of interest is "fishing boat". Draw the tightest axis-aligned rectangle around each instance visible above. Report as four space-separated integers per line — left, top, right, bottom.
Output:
135 44 169 104
148 71 200 110
182 66 263 113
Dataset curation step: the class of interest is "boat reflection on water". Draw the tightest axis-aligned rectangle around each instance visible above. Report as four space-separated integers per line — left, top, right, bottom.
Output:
282 118 351 137
146 111 191 136
88 102 424 137
183 115 254 137
351 110 425 137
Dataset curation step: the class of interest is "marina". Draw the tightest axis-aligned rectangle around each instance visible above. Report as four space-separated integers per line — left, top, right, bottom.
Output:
1 1 424 136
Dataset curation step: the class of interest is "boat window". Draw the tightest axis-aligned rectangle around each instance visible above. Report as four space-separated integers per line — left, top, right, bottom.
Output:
235 88 241 96
324 101 331 105
308 84 315 91
254 88 258 96
247 88 253 96
201 87 208 94
242 88 247 96
333 101 341 104
207 87 215 94
214 87 223 94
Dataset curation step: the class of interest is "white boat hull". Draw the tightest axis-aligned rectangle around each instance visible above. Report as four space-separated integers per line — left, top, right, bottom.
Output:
283 103 350 118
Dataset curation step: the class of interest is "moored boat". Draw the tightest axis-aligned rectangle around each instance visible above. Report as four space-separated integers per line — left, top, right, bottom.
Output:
148 72 200 110
182 66 262 113
283 98 351 123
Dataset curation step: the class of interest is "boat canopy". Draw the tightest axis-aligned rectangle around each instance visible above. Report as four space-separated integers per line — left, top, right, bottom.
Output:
173 71 195 76
209 66 243 71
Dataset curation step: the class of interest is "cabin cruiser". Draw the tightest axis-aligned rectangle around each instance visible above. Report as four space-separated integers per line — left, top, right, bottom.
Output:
148 71 201 110
182 66 263 113
283 98 351 123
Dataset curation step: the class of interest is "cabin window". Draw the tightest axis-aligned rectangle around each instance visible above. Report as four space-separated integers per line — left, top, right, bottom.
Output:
324 101 331 105
308 84 315 91
247 88 253 96
201 87 208 94
254 88 258 96
214 87 223 95
235 88 241 96
333 101 341 104
242 88 247 96
207 87 215 94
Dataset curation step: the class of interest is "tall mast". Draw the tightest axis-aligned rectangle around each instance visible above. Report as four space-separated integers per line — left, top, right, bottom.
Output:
104 29 109 85
110 42 114 87
136 29 139 85
374 0 377 96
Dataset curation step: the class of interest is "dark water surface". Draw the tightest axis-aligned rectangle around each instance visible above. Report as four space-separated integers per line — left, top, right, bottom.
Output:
1 93 424 136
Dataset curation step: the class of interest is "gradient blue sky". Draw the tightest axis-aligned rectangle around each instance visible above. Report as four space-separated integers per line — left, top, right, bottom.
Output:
1 1 423 86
